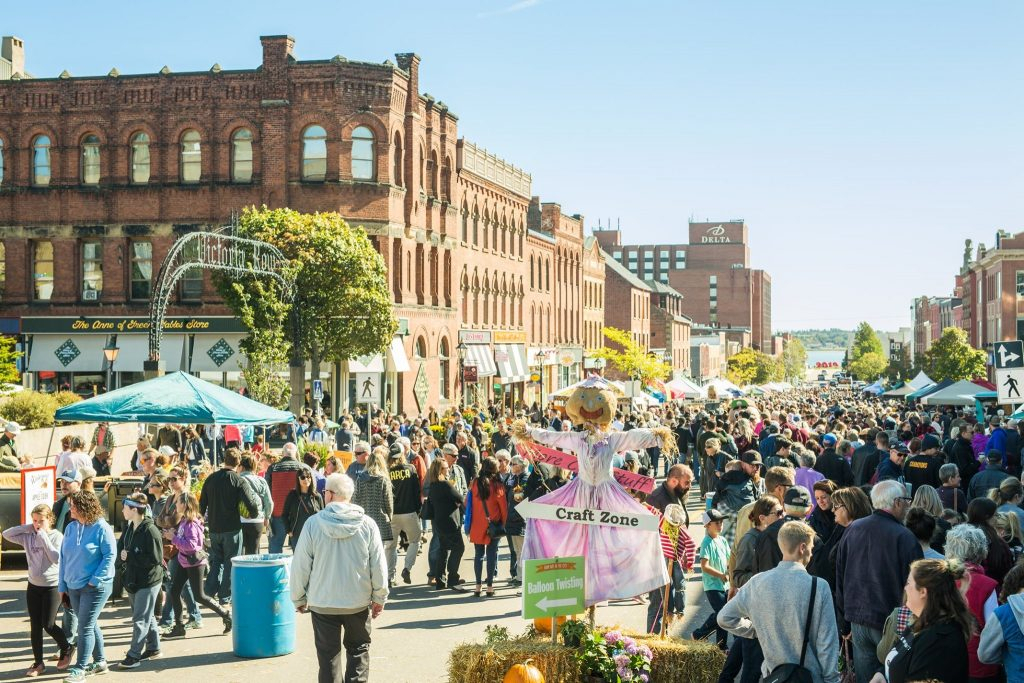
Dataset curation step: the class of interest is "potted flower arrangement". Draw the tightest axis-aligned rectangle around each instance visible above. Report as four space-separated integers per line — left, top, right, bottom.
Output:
576 630 653 682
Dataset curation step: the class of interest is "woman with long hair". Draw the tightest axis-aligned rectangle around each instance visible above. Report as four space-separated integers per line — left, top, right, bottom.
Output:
3 503 72 677
115 493 163 670
466 457 508 597
283 467 324 549
990 477 1024 528
967 497 1014 585
154 467 201 632
870 559 973 683
58 491 116 681
353 447 395 580
819 486 872 591
426 456 466 590
162 492 231 639
808 480 836 541
912 484 952 553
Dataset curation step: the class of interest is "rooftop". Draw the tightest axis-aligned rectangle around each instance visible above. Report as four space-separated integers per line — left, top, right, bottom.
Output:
602 250 652 291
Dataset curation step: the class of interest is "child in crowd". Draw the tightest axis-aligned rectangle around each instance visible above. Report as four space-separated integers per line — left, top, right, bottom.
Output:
692 508 731 651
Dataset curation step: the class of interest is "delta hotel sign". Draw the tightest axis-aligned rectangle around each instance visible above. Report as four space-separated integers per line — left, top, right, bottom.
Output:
701 225 732 243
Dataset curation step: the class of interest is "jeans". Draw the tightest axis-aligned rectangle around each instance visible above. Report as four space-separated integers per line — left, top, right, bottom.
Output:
205 530 242 602
160 555 200 627
268 516 287 554
695 589 728 646
508 534 524 579
171 563 229 626
430 526 465 584
242 523 263 556
717 635 763 683
851 623 883 683
67 581 112 670
427 527 441 579
27 582 69 665
389 512 422 574
126 583 160 659
311 609 372 683
646 563 685 633
473 539 499 587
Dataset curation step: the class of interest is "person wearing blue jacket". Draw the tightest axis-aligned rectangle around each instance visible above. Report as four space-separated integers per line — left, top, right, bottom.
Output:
985 416 1009 468
58 490 116 683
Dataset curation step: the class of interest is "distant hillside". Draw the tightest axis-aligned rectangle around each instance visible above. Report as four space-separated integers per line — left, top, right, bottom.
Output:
782 328 853 349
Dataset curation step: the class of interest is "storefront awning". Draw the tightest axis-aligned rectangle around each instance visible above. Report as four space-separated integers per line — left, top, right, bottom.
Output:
465 344 497 378
115 335 188 373
387 337 411 373
28 334 108 372
190 335 248 373
494 344 529 384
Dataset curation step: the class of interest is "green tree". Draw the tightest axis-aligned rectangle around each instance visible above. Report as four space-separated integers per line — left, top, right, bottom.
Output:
0 335 22 384
851 322 883 360
756 353 785 383
588 327 671 385
781 338 808 382
216 207 397 411
848 351 888 381
725 348 758 386
923 327 987 381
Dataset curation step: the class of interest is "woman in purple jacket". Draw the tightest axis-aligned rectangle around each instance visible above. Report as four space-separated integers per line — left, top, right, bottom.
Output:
161 493 231 639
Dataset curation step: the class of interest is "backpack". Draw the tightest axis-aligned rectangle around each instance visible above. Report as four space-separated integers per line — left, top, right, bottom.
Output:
763 577 819 683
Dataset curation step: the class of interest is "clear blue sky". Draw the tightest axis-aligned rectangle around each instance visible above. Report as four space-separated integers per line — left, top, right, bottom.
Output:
8 1 1022 331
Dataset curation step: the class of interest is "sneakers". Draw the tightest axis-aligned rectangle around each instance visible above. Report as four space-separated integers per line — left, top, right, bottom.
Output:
86 660 108 675
186 619 203 631
116 657 141 670
163 624 187 639
401 568 412 584
140 650 161 660
64 668 87 683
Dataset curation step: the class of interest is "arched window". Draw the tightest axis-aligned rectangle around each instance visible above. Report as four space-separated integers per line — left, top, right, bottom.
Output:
461 204 469 242
439 338 450 400
427 151 437 196
81 134 101 185
392 132 403 186
231 128 253 183
530 256 535 289
0 139 5 187
351 126 375 180
441 156 451 201
418 144 425 191
302 125 327 181
472 210 479 245
32 135 51 187
180 130 201 183
130 132 150 184
415 336 427 360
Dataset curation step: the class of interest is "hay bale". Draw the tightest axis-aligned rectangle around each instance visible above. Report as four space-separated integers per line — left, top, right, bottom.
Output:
447 630 726 683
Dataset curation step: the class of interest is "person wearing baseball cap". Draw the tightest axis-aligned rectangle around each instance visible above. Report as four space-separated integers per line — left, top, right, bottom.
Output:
753 485 824 574
692 508 730 649
903 433 944 495
0 421 21 472
814 433 854 487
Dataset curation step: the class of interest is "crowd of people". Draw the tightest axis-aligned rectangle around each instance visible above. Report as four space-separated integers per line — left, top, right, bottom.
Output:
4 388 1024 682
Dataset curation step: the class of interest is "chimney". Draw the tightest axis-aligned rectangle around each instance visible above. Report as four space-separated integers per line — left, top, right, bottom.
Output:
2 36 24 76
260 35 295 69
395 53 421 109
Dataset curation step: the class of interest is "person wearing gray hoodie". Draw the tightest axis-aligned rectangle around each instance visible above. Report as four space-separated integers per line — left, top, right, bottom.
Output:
978 562 1024 683
290 472 388 683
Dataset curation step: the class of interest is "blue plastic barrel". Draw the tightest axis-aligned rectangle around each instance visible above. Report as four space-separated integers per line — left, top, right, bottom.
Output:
231 553 294 658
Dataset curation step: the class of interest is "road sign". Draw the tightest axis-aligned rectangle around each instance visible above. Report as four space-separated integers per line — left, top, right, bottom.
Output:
522 556 584 620
515 499 661 532
994 341 1024 370
311 379 323 401
355 372 381 404
997 368 1024 405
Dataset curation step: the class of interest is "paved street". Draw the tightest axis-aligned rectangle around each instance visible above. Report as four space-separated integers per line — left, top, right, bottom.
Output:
0 494 711 683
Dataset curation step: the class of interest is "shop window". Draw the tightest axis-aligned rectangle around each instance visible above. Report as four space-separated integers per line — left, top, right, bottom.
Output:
439 338 450 400
131 132 151 184
33 241 54 300
81 135 101 185
302 125 327 181
32 135 51 187
351 126 375 180
179 239 203 301
231 129 253 183
130 241 153 300
82 242 103 300
180 130 201 183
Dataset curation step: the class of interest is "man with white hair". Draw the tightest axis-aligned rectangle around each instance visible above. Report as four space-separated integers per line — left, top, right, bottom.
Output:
835 479 923 683
0 421 21 472
291 473 387 683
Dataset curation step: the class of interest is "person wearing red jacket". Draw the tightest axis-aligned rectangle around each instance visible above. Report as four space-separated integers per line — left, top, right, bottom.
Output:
465 457 507 598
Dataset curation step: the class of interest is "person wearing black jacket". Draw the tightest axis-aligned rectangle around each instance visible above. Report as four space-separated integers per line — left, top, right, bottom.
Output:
949 424 979 491
116 494 164 669
903 434 944 495
425 458 466 590
753 486 824 576
388 447 422 584
851 431 886 486
503 459 530 585
490 422 515 456
813 437 853 487
197 449 260 605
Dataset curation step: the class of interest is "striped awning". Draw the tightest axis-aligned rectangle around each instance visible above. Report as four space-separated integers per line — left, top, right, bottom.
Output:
494 344 529 384
464 344 496 378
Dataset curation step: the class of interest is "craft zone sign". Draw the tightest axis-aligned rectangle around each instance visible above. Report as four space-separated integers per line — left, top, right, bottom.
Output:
515 499 660 532
515 442 655 494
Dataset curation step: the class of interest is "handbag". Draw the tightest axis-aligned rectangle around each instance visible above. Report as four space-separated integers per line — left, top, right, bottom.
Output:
763 576 818 683
483 493 506 539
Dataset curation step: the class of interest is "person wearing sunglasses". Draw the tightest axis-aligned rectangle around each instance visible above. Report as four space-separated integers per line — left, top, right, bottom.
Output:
284 468 324 550
114 494 162 670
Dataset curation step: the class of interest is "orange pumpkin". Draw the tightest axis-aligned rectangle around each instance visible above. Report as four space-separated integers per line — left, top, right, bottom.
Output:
503 658 545 683
533 615 568 634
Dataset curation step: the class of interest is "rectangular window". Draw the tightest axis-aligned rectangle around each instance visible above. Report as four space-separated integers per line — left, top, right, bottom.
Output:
130 241 153 300
643 251 653 261
710 275 718 285
659 273 669 283
82 242 103 299
675 250 685 259
33 241 54 301
612 251 622 259
1017 271 1024 297
627 252 637 262
179 240 202 301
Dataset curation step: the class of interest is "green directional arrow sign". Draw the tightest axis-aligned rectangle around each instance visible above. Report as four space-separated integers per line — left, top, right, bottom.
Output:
522 555 585 620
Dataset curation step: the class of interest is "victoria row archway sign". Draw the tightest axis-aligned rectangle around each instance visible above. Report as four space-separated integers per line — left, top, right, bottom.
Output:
143 228 295 375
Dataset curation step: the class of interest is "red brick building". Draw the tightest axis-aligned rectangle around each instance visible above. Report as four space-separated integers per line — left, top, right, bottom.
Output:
0 35 600 415
594 220 772 351
960 230 1024 351
647 281 691 376
602 252 651 354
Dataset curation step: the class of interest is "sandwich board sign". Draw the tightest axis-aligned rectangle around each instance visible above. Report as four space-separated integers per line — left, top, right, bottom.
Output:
522 555 584 621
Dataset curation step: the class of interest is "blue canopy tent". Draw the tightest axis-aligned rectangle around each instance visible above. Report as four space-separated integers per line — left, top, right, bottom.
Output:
907 379 954 402
55 371 294 425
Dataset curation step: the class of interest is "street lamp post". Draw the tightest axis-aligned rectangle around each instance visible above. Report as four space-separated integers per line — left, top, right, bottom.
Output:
535 348 555 414
103 337 120 393
457 342 467 410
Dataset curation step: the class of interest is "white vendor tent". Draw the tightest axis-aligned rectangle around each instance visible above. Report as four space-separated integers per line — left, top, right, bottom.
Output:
920 380 987 406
